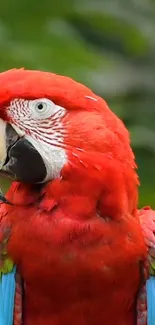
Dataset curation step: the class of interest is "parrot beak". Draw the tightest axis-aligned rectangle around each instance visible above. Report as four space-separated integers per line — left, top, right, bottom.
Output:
0 119 8 169
0 120 21 180
0 120 19 204
0 119 46 183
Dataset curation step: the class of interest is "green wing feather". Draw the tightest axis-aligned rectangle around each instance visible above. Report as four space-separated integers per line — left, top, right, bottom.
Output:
149 247 155 276
0 205 14 279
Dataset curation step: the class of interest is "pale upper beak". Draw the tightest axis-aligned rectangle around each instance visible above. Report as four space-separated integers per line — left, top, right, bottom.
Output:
0 120 25 169
0 120 23 169
0 119 8 169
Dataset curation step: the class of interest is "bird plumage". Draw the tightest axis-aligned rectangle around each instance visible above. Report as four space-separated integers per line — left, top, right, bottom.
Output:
0 68 152 325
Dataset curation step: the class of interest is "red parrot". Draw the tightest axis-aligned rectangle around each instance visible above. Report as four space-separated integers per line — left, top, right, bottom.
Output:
0 68 154 325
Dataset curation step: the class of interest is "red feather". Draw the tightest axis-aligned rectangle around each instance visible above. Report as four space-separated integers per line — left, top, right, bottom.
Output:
0 69 147 325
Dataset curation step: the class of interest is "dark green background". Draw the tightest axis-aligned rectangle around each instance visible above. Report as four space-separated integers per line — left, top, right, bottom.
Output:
0 0 155 207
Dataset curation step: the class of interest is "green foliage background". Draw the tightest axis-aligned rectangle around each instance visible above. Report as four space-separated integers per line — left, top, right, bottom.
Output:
0 0 155 207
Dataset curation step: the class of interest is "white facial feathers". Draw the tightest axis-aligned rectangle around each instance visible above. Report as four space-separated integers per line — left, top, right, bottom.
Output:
8 98 66 122
7 98 67 181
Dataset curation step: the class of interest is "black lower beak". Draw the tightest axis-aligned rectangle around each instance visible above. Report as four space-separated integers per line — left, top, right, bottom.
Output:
1 124 47 183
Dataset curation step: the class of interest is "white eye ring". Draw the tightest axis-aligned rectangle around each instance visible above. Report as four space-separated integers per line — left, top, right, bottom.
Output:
30 98 56 119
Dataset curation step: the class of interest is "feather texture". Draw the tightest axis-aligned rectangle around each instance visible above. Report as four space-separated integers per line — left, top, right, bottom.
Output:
1 267 16 325
139 207 155 325
0 69 153 325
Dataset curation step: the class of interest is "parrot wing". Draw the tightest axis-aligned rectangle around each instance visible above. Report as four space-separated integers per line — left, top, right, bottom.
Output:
0 201 22 325
139 206 155 275
138 206 155 325
0 203 14 277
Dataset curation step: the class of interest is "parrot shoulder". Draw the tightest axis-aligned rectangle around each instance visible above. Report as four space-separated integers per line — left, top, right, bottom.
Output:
138 207 155 325
139 206 155 275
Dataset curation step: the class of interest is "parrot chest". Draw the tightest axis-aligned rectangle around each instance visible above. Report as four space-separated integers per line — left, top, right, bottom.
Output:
8 208 146 325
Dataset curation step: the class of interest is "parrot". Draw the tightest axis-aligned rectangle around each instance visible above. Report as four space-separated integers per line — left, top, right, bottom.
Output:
0 68 154 325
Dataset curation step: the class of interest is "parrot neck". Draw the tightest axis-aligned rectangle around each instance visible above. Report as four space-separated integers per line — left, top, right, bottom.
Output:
5 150 138 221
41 178 137 221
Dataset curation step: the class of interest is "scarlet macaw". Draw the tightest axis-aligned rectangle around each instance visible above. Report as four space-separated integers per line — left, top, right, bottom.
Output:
0 68 154 325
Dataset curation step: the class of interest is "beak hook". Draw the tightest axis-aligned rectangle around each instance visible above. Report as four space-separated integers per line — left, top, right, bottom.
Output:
0 188 13 205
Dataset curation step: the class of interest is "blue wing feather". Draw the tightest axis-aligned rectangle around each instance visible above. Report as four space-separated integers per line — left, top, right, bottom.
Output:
147 277 155 325
0 267 16 325
0 276 5 325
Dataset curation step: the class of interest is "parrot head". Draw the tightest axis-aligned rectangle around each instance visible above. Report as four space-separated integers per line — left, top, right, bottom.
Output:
0 68 138 218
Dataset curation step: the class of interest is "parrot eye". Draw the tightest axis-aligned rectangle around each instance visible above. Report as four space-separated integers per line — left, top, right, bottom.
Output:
31 98 57 120
37 103 45 110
